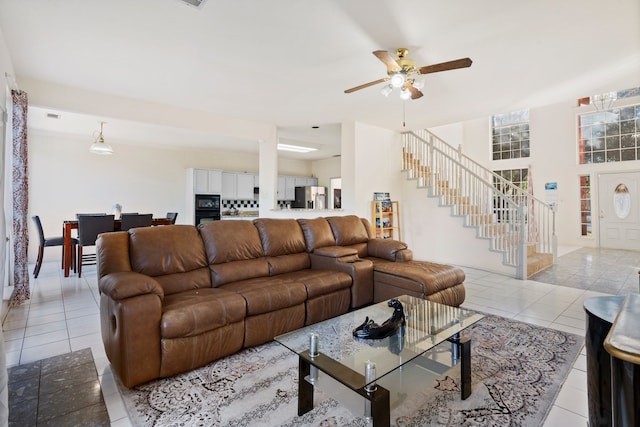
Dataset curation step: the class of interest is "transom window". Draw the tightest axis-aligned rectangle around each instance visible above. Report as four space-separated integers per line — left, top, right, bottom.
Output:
491 110 530 160
578 87 640 165
578 105 640 164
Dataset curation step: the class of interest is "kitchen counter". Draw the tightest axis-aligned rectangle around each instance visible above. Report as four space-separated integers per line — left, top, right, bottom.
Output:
220 209 343 220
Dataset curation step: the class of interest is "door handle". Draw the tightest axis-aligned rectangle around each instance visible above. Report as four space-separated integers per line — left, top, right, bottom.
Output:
600 209 605 219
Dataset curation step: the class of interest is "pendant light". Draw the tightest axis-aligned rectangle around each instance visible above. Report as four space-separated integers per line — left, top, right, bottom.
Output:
89 121 113 155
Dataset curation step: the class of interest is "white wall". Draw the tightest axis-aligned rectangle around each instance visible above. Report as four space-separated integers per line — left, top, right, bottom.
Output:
311 156 341 189
352 123 402 220
400 179 513 274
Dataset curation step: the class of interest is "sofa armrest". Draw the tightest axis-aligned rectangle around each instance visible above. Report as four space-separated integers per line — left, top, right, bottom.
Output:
367 239 413 262
313 245 359 260
310 253 374 308
99 271 164 301
99 271 164 387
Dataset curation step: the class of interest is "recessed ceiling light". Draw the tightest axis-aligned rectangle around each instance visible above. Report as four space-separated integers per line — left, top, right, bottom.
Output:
46 113 60 119
277 143 318 153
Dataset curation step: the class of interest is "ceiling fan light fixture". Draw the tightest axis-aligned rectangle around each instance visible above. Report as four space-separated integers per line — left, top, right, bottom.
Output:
380 85 393 97
89 121 113 155
399 88 412 100
390 72 405 88
412 80 425 90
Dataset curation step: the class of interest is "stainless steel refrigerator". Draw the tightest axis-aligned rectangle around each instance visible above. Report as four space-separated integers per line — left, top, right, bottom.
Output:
292 186 326 209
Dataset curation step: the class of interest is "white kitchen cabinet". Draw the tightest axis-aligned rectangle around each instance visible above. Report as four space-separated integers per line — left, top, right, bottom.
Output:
277 176 286 199
192 168 222 194
236 173 255 200
221 172 237 199
285 177 297 200
275 175 317 200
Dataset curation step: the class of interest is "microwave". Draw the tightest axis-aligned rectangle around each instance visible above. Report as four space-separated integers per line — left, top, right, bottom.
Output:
195 194 220 211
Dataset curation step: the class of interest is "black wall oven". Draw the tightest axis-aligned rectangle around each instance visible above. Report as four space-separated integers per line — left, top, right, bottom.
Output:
194 194 221 225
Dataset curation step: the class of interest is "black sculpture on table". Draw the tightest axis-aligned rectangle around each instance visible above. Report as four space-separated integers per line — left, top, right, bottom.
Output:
353 298 406 339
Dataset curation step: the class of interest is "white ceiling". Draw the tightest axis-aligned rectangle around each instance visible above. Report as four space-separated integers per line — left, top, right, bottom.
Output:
1 0 639 159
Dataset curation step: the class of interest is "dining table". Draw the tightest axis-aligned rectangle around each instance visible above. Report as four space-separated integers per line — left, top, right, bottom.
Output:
62 217 173 277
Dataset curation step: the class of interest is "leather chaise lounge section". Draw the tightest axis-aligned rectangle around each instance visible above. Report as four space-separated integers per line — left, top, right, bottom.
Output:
97 215 465 388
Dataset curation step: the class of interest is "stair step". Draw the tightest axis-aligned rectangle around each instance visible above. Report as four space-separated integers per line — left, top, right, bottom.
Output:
403 138 555 277
467 214 495 225
456 204 479 215
527 252 553 277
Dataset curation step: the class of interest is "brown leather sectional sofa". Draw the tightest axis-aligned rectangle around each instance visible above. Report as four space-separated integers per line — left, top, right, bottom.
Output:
96 215 465 387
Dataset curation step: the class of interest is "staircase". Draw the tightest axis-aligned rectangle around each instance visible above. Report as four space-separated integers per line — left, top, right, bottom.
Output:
402 129 556 279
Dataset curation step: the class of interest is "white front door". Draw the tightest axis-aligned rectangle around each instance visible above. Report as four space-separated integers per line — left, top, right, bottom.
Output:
598 171 640 250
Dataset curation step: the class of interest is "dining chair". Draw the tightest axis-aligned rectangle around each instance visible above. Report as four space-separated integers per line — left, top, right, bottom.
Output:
166 212 178 224
77 214 114 277
75 213 107 219
120 213 153 231
32 215 78 278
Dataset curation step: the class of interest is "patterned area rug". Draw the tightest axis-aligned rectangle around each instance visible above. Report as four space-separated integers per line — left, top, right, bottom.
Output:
118 314 583 426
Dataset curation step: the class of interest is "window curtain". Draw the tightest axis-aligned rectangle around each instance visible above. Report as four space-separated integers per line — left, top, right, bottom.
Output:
9 90 29 306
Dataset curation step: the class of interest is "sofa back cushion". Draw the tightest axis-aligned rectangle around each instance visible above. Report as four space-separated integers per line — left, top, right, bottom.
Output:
198 220 270 286
297 218 336 252
128 225 211 295
254 218 310 275
360 218 375 239
326 215 370 257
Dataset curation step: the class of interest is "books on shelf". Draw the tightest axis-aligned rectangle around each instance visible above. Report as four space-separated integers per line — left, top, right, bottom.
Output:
375 217 391 228
373 192 390 201
374 200 392 213
373 193 392 213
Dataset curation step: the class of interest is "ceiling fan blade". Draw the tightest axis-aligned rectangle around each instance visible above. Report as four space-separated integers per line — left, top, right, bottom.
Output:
344 78 388 94
373 50 402 73
404 82 423 100
418 57 472 75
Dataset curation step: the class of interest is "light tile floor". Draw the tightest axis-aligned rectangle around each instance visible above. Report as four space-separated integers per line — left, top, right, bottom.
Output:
3 247 639 426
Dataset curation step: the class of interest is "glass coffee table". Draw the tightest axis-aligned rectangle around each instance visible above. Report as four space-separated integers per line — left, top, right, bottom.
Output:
275 295 484 426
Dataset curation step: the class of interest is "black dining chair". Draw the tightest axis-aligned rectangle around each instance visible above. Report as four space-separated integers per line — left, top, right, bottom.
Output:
75 213 107 219
120 213 153 231
77 214 114 277
166 212 178 224
32 215 78 278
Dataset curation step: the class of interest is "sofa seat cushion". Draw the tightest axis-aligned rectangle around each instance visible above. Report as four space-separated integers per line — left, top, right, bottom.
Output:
276 269 352 299
221 278 307 316
373 260 466 296
161 288 246 339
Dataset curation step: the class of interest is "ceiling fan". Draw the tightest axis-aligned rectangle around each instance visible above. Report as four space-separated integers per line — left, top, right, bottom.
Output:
344 48 472 100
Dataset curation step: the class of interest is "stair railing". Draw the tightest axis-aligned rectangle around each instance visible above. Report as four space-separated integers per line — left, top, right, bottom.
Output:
402 129 556 277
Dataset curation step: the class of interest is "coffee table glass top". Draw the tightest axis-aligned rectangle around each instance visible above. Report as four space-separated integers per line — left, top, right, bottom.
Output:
275 295 484 389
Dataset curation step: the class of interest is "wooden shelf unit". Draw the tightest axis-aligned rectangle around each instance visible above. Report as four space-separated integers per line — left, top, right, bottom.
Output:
371 200 400 240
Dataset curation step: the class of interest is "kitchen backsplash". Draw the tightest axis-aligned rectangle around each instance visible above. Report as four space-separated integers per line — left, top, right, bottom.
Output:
222 200 259 210
222 199 308 212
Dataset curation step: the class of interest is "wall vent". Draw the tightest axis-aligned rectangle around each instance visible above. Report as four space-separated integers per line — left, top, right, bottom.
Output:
177 0 207 9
